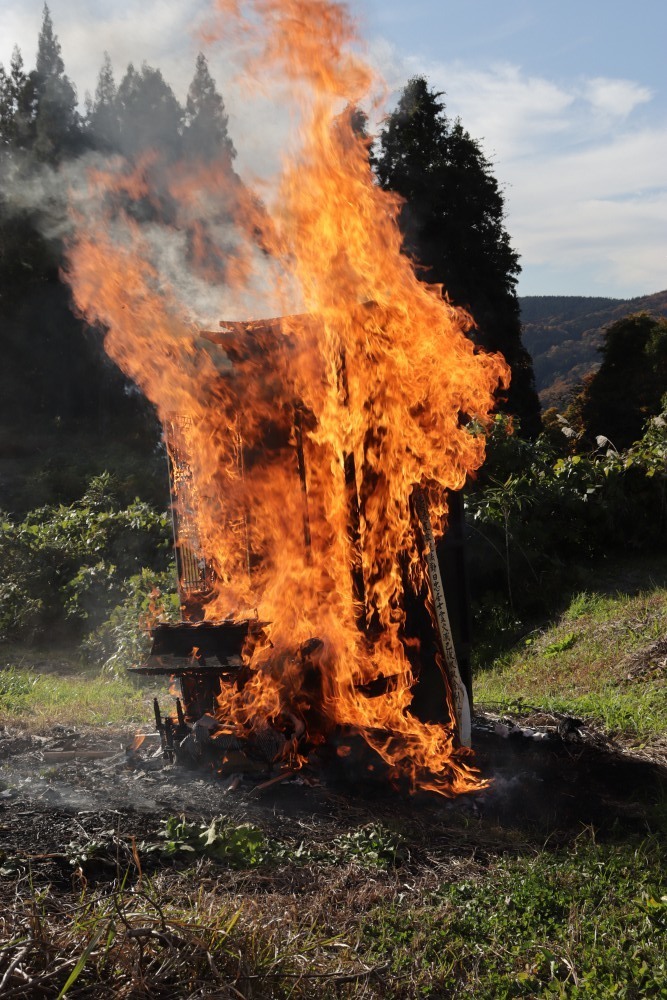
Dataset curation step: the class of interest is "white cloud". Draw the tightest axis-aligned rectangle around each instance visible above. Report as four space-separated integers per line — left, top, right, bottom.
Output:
368 40 667 296
584 77 652 119
0 1 208 101
1 5 664 297
417 62 575 160
369 44 578 158
498 121 667 295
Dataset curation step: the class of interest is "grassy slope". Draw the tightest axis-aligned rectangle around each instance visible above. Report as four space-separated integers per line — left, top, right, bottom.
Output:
475 586 667 744
3 583 664 742
0 646 162 729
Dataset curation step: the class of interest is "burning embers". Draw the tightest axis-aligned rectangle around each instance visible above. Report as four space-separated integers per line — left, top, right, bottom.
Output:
64 0 510 795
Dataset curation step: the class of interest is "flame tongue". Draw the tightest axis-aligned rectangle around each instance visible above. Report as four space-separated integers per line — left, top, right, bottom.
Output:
64 0 509 796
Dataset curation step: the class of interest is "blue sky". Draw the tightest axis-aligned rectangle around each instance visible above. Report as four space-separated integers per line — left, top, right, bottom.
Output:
362 1 666 94
1 0 665 297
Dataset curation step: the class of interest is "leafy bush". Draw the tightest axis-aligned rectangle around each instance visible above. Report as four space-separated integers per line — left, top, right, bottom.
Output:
152 817 407 871
467 408 667 630
334 824 407 868
83 567 179 673
0 473 172 641
0 579 44 641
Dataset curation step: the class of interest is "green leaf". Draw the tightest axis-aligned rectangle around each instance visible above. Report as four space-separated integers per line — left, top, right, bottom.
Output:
544 633 577 656
56 923 106 998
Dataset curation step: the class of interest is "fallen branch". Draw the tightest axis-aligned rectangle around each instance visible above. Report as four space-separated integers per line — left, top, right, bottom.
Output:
248 769 298 796
0 946 31 991
41 750 118 763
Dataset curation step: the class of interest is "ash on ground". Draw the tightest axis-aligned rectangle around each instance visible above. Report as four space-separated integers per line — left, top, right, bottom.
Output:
1 711 664 855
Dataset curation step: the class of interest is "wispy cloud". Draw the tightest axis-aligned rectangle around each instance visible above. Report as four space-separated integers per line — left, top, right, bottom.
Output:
369 42 666 296
1 3 664 297
584 77 652 119
0 1 208 101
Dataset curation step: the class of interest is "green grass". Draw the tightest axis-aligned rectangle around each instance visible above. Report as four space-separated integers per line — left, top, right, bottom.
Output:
0 662 160 728
360 835 667 999
475 587 667 740
1 831 665 998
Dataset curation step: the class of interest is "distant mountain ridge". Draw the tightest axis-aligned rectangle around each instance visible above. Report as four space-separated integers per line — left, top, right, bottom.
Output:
519 290 667 409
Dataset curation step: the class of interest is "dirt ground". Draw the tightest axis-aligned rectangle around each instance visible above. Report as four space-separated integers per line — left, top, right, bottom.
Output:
1 713 665 894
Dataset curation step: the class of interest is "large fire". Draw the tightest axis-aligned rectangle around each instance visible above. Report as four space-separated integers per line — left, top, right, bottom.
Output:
63 0 509 795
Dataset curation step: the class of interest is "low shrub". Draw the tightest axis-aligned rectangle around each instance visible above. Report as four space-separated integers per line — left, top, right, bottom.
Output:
0 473 172 642
82 567 179 673
467 408 667 632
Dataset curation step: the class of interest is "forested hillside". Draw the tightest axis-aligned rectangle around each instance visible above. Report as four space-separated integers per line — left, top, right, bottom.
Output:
520 290 667 407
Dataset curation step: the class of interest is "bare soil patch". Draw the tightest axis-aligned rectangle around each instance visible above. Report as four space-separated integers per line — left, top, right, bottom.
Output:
1 713 665 891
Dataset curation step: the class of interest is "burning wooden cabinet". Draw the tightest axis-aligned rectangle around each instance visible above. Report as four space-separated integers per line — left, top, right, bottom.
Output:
135 311 476 792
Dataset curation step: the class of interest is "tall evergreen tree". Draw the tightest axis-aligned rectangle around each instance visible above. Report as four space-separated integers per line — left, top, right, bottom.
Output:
183 53 235 162
32 4 79 162
87 52 120 150
116 62 183 160
0 47 37 151
35 3 64 80
575 313 667 448
375 77 541 436
0 63 12 147
0 63 14 149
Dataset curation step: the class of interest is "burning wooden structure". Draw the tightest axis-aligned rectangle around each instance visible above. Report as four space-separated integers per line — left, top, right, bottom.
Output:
64 0 509 797
135 313 475 784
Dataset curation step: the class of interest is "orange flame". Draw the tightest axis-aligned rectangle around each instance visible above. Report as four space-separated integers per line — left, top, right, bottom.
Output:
63 0 509 795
